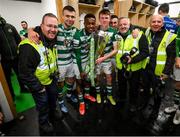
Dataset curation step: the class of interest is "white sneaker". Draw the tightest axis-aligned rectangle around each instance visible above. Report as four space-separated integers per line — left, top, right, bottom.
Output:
164 104 178 114
173 109 180 125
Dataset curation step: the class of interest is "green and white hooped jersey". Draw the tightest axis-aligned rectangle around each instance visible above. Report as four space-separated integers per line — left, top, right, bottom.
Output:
97 27 117 63
78 28 92 64
56 24 80 66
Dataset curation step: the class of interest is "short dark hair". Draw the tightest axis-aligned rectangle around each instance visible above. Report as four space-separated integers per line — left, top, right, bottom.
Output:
63 5 75 13
99 9 110 18
41 13 58 24
21 21 27 25
158 3 169 13
111 15 118 20
84 13 96 20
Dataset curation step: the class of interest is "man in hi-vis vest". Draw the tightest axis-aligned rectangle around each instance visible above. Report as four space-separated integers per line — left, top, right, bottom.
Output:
115 17 149 112
143 15 176 120
18 13 60 135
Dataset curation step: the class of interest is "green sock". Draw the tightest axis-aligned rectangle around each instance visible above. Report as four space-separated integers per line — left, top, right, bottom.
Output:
174 89 180 104
96 86 100 94
84 87 90 95
106 85 112 96
57 87 63 102
66 82 73 97
78 94 84 103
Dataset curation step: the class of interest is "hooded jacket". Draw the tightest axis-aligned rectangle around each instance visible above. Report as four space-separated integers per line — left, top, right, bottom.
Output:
18 27 57 92
0 17 21 61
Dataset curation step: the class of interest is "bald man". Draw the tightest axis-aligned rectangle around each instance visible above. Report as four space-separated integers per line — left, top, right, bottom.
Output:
142 14 177 120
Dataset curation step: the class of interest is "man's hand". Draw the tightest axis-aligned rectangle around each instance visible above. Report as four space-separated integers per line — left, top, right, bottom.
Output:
126 56 132 64
28 28 40 44
38 88 46 93
160 73 168 81
80 72 87 80
175 57 180 68
132 28 140 39
96 56 105 64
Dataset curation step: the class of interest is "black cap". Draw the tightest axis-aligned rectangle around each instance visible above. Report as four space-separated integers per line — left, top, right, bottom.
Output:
0 16 6 26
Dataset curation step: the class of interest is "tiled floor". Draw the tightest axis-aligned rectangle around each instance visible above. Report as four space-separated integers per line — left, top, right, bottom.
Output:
2 77 180 136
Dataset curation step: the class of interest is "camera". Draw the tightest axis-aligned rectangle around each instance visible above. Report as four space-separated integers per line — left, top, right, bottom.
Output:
49 71 59 81
120 47 138 64
120 53 131 64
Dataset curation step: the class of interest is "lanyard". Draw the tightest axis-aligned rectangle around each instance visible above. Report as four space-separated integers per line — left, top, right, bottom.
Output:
149 34 155 55
61 25 74 47
44 46 58 72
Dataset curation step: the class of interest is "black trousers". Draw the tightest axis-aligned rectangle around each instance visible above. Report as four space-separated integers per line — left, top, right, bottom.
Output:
118 68 142 105
1 58 24 100
32 79 58 124
141 67 163 108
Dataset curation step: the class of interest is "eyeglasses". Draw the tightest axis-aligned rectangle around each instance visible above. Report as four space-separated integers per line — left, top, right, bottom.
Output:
44 24 58 29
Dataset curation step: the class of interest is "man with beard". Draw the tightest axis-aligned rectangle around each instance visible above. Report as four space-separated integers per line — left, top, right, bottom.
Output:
116 17 149 111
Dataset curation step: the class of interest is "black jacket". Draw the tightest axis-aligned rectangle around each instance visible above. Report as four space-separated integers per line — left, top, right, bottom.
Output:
0 17 21 61
147 28 176 75
18 27 57 92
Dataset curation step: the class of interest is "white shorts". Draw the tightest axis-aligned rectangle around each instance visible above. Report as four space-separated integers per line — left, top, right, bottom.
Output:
73 62 88 79
95 62 112 75
111 57 116 67
111 57 118 72
58 63 74 82
173 65 180 81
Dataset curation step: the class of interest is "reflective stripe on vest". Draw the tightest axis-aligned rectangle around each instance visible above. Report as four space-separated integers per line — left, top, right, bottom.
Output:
145 27 151 45
19 39 57 85
116 31 147 71
155 31 176 76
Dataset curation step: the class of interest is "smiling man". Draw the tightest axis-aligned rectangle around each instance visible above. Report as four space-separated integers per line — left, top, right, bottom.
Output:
115 17 149 111
27 6 83 115
18 13 60 135
95 9 118 105
144 14 176 80
143 14 177 120
73 14 97 115
56 6 86 115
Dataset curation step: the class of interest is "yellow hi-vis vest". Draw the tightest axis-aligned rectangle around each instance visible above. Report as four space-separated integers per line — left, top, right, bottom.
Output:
145 27 152 45
19 39 58 85
145 29 177 76
116 31 147 71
